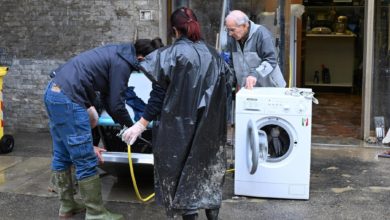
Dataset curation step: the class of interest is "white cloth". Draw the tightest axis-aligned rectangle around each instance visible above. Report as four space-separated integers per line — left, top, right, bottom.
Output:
256 61 273 77
382 128 390 144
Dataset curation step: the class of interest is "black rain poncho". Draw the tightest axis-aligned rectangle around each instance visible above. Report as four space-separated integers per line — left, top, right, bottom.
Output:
140 37 230 217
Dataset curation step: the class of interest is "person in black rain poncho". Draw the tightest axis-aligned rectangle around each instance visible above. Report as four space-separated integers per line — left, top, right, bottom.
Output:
121 7 232 220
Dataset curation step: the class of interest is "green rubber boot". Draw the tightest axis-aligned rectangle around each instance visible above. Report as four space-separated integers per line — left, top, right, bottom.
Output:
53 169 86 218
78 174 124 220
49 166 78 194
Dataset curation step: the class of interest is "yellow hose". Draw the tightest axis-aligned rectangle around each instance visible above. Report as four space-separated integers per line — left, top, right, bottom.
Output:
226 168 235 173
127 144 155 202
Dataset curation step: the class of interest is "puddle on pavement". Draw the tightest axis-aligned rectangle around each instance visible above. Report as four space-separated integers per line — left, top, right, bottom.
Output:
0 157 51 195
100 166 155 203
0 155 154 203
0 172 4 185
313 147 388 162
0 156 24 171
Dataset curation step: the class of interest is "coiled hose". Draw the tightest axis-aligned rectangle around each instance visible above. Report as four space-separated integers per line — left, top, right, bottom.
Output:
127 144 155 202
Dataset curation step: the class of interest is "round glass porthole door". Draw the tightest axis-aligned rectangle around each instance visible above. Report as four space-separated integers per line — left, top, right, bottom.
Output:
246 120 268 174
257 117 296 162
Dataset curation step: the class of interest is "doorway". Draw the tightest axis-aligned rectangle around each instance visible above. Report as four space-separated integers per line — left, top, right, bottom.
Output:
168 0 284 57
166 0 365 140
300 1 365 140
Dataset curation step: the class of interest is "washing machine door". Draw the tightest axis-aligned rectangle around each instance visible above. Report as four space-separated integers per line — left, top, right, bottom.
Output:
256 117 296 162
247 120 268 174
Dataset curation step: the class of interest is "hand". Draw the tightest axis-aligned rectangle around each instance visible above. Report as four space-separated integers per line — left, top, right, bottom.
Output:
93 146 106 163
87 106 99 128
122 121 147 145
245 76 257 89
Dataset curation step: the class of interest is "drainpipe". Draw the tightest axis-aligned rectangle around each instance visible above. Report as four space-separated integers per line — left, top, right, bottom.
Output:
362 0 375 139
278 0 285 74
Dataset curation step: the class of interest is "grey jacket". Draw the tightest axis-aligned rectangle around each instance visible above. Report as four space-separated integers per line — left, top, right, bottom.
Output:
227 21 286 88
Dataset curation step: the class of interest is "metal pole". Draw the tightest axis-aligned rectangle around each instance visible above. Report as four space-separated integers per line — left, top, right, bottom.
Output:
279 0 286 74
362 0 375 139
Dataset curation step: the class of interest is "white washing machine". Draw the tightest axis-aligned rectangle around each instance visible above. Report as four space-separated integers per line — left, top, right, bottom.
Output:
234 87 313 199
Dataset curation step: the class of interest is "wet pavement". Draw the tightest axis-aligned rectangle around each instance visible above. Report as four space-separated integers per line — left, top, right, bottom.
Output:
0 132 390 219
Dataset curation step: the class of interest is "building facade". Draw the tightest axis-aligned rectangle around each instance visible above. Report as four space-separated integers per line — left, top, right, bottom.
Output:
0 0 389 141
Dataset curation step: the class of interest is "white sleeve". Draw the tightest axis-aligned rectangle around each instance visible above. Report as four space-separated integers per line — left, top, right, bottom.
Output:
255 61 273 77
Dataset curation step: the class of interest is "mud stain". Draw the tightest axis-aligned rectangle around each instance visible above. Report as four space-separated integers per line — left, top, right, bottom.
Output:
331 186 354 193
325 166 339 170
368 186 390 193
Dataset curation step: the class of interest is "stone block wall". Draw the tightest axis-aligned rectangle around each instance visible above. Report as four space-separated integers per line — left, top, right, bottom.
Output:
0 0 160 133
3 59 62 132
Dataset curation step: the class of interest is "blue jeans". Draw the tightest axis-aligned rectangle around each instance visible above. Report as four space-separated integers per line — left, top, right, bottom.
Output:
44 81 98 180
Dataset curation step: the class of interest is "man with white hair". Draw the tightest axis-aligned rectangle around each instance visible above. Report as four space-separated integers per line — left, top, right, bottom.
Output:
225 10 286 89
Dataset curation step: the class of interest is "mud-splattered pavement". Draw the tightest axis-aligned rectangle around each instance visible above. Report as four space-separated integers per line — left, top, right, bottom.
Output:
0 132 389 219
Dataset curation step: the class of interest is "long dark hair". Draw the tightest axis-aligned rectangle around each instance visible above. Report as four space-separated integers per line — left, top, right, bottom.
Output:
171 7 201 42
135 37 164 57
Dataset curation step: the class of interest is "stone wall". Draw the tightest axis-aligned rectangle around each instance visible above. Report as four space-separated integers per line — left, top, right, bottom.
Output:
0 0 160 133
3 59 62 132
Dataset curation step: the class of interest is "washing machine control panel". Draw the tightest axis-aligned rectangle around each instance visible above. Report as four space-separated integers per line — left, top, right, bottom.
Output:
239 97 311 116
